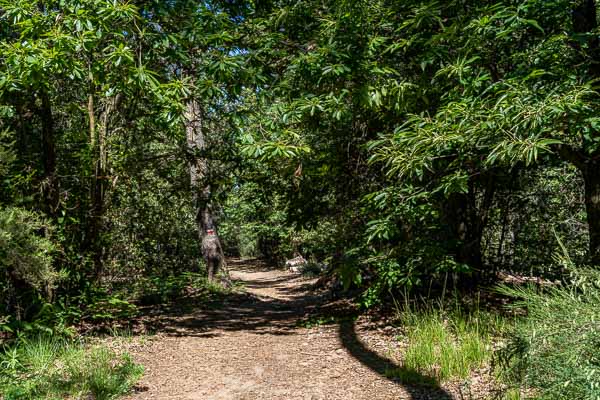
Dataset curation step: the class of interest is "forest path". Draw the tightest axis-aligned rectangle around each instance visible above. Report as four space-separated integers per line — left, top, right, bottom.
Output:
123 258 454 400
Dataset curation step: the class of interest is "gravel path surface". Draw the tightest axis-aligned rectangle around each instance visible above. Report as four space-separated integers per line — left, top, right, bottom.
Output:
123 259 455 400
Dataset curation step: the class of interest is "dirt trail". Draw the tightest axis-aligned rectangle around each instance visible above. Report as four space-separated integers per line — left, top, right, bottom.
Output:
124 259 454 400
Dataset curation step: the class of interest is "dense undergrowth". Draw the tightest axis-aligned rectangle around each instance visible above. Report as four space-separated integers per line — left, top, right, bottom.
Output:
0 271 231 399
498 270 600 399
382 270 600 400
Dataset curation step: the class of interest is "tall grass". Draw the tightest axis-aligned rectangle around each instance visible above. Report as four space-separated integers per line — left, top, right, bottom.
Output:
388 304 504 385
0 336 143 400
498 269 600 400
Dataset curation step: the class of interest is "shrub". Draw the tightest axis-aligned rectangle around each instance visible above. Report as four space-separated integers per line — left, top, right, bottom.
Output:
0 207 58 321
498 270 600 399
0 207 57 292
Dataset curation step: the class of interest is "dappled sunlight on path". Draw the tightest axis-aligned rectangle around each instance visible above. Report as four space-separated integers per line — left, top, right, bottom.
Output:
124 258 455 400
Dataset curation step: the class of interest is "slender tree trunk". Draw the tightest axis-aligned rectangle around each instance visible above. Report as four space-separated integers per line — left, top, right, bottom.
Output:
87 93 122 279
39 91 59 216
34 0 58 218
90 158 104 277
87 92 103 278
184 99 225 281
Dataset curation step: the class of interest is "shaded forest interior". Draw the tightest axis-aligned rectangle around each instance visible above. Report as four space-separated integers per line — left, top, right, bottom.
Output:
2 1 600 399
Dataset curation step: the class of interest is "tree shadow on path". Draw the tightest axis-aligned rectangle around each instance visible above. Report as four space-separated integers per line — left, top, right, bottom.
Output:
132 258 456 399
339 318 454 400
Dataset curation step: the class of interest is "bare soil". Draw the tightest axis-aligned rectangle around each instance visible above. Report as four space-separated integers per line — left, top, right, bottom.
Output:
121 258 460 400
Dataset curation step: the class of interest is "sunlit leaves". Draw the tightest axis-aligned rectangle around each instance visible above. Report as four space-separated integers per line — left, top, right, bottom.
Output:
105 43 134 67
0 0 191 155
240 140 311 161
297 96 323 116
400 1 443 31
130 65 160 89
322 63 350 77
0 0 37 25
488 137 563 166
0 0 150 98
371 70 598 188
98 0 138 22
434 56 481 86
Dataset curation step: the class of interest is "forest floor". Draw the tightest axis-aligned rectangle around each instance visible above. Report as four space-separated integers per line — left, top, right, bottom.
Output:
115 258 472 400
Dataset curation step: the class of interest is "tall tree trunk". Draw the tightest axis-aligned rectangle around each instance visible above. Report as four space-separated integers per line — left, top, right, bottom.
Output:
39 91 59 216
560 1 600 265
556 144 600 265
583 164 600 265
441 173 495 284
573 0 600 75
443 191 482 271
87 93 121 279
184 99 224 281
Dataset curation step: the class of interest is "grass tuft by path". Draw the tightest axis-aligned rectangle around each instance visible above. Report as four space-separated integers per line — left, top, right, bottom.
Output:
0 336 142 400
386 307 504 386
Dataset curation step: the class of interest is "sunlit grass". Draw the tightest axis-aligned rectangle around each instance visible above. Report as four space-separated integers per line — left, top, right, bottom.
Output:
0 336 143 400
387 305 505 385
497 273 600 400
